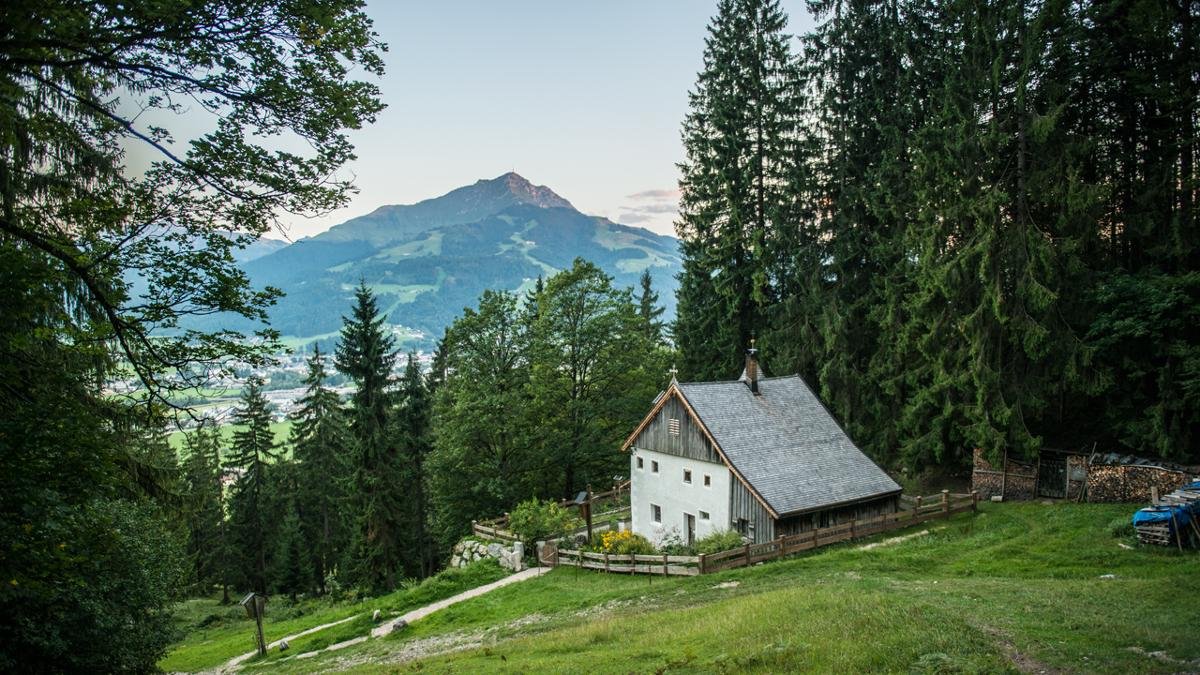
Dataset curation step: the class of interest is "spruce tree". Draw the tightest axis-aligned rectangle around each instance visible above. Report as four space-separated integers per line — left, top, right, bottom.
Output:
289 346 351 594
225 378 278 593
396 353 434 577
637 270 666 344
181 424 227 595
335 282 405 593
675 0 800 379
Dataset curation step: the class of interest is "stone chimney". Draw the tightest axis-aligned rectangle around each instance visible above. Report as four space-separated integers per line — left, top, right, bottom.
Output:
745 342 760 395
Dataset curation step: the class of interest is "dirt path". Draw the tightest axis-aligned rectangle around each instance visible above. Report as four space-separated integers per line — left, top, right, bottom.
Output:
370 567 550 638
213 566 551 673
212 613 362 673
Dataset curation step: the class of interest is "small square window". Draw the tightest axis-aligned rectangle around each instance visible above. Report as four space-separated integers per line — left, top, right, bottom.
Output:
651 460 659 473
651 504 662 523
668 418 680 436
637 457 644 470
703 474 711 487
699 511 710 521
683 469 692 484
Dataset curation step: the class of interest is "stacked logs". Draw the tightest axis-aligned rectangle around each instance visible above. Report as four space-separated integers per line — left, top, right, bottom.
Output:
1087 464 1194 503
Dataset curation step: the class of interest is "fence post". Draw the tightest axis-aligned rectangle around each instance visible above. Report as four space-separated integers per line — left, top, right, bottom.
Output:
698 553 706 575
663 553 668 576
971 490 979 512
914 496 922 522
812 525 818 549
850 519 856 540
775 535 784 560
941 490 950 519
743 543 751 567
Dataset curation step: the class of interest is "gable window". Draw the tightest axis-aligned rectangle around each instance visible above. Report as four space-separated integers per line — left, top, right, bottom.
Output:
735 518 749 536
699 511 710 521
668 418 680 436
703 474 711 487
651 503 662 524
636 457 644 470
651 460 659 474
683 469 692 484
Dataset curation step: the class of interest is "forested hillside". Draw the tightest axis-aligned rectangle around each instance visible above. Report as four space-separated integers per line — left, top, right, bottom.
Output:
676 0 1199 466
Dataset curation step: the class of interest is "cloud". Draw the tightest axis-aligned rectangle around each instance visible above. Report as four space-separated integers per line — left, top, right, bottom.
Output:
626 188 681 201
625 203 678 215
618 212 656 224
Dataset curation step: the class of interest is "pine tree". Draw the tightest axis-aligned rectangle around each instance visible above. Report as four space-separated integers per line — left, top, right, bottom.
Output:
396 353 434 577
637 270 666 344
334 282 405 593
181 424 227 595
271 505 312 601
225 378 278 593
289 346 351 594
675 0 801 379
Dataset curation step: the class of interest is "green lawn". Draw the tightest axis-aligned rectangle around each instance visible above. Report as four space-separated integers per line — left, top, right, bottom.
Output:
266 502 1198 674
160 561 510 672
167 420 294 455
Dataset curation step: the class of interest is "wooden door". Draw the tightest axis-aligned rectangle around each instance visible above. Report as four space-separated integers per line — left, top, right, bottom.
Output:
685 513 696 546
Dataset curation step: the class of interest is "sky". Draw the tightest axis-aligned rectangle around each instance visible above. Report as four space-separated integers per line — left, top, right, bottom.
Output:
270 1 818 240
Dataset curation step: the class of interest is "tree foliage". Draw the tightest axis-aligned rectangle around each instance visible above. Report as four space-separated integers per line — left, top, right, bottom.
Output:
680 0 1199 465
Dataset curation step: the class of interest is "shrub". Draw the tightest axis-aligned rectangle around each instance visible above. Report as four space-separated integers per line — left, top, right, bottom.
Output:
507 498 581 542
594 530 656 555
658 530 694 556
694 529 745 555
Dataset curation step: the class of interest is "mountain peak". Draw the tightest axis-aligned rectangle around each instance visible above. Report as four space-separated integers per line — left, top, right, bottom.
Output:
484 172 574 210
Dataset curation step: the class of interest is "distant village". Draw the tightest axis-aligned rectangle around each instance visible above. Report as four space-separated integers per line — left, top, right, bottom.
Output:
107 324 430 430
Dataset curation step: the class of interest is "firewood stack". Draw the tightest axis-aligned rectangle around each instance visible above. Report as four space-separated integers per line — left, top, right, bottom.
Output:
1087 462 1194 503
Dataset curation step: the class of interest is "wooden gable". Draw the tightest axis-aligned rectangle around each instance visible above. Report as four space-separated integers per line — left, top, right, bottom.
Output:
621 384 780 519
623 388 721 463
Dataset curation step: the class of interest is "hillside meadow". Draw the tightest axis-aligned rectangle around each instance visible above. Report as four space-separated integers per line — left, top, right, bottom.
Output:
162 502 1197 674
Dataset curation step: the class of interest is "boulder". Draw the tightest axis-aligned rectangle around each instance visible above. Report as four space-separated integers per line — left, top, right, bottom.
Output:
279 640 289 652
487 542 504 558
392 618 408 631
372 609 381 622
449 554 461 568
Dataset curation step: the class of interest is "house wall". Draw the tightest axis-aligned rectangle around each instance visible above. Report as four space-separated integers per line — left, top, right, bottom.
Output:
630 446 730 547
774 495 899 536
730 477 775 543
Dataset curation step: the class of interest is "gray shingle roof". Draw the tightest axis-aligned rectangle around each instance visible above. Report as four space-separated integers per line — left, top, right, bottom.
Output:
677 375 900 516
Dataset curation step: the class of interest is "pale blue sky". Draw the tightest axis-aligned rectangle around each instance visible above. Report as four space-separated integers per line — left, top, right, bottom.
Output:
274 1 818 239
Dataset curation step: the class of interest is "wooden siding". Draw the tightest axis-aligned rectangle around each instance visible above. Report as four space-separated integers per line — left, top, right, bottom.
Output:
730 477 775 543
775 496 899 536
629 394 721 464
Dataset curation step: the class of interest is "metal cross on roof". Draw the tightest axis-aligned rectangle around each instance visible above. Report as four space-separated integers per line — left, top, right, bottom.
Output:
668 365 679 381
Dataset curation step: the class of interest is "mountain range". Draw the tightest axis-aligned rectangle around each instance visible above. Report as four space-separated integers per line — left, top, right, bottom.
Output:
235 173 681 346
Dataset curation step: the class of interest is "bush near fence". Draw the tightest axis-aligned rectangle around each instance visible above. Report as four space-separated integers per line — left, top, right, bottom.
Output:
471 481 631 545
542 490 979 577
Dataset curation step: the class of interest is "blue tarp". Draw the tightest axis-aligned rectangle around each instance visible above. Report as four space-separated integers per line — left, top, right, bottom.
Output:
1133 503 1195 535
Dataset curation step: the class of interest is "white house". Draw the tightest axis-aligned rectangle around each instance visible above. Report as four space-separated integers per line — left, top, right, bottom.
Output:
622 348 901 546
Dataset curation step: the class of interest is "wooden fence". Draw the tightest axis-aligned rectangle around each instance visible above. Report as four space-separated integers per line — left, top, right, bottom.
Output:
471 480 632 543
549 491 978 577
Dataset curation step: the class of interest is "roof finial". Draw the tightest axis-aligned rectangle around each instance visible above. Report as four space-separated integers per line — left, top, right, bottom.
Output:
668 364 679 383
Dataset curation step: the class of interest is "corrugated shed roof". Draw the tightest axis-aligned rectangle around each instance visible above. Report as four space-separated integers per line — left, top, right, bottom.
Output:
677 375 901 516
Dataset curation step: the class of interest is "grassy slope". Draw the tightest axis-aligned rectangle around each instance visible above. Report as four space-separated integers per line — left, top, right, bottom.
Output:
279 503 1197 674
160 561 509 672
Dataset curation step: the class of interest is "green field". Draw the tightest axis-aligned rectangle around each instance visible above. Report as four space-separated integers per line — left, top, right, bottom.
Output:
168 420 294 455
240 502 1192 674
